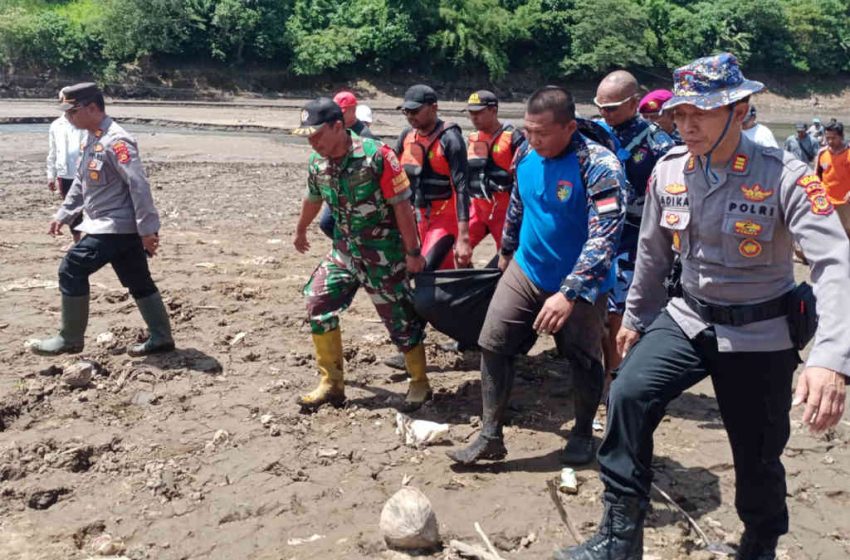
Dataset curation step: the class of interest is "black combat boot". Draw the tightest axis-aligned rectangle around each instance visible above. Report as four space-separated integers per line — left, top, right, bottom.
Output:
735 531 777 560
446 349 514 465
553 495 645 560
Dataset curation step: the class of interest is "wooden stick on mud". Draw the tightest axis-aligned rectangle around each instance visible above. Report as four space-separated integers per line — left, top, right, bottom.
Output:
449 539 501 560
546 479 583 545
473 522 505 560
651 482 711 547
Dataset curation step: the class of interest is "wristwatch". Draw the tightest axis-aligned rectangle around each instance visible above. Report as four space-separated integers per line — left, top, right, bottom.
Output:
406 247 421 257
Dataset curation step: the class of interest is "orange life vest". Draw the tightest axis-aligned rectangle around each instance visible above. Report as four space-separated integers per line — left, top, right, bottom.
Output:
399 121 460 206
467 124 517 196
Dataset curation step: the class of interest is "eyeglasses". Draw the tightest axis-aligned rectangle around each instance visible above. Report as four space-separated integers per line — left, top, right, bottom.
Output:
593 95 635 113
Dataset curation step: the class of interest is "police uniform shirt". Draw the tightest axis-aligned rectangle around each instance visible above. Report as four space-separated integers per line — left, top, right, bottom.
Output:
54 117 161 237
624 134 850 374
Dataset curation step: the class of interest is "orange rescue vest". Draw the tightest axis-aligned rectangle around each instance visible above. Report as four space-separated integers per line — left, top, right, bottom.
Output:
467 124 516 196
399 121 460 206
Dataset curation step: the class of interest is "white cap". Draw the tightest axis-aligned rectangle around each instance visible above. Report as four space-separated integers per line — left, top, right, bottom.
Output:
355 104 373 125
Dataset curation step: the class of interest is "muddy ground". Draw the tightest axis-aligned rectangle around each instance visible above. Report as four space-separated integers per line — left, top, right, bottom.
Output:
0 100 848 560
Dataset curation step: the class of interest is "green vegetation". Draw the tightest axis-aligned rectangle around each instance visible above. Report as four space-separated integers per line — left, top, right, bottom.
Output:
1 0 848 85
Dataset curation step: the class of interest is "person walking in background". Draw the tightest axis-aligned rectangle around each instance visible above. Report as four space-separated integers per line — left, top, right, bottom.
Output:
356 104 374 129
809 117 825 146
47 87 86 246
638 89 681 143
742 105 778 148
785 123 819 166
817 121 850 238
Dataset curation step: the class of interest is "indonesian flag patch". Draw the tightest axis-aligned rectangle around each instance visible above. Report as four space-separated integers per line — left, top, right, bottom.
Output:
594 196 619 215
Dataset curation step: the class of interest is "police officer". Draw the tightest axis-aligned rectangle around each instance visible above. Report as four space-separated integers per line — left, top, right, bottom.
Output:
292 98 431 412
594 71 676 382
447 86 627 466
557 53 850 560
465 90 525 252
31 83 174 357
396 84 472 270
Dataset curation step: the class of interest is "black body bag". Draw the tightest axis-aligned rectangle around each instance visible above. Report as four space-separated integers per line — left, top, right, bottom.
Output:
786 282 818 350
413 268 502 348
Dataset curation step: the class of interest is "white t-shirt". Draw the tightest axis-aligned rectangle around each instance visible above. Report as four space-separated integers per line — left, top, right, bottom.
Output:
742 123 778 149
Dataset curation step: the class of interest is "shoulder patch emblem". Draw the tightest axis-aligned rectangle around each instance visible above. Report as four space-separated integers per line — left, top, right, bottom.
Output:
384 149 402 173
665 212 681 226
557 180 573 201
731 154 748 173
738 238 762 258
665 183 687 195
88 171 99 181
112 141 131 164
94 143 104 152
740 184 773 202
797 174 834 215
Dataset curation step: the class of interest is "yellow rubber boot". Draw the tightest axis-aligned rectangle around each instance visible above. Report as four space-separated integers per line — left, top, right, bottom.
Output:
401 343 432 412
297 329 346 410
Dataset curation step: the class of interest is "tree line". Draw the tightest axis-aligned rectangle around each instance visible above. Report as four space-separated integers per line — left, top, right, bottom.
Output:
1 0 848 86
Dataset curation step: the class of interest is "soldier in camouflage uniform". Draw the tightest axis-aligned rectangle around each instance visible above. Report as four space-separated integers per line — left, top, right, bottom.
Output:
292 98 430 412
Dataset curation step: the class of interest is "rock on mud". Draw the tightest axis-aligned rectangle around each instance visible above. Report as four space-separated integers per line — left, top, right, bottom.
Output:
62 360 101 389
379 486 440 550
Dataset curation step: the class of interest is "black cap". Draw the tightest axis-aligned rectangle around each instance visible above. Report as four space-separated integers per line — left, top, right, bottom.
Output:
293 97 343 136
795 122 807 131
58 82 101 111
397 84 438 110
467 90 498 111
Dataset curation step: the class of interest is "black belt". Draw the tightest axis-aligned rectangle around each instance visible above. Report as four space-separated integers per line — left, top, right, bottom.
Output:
681 289 789 327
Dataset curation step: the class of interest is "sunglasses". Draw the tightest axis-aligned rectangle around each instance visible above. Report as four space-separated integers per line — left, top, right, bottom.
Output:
593 95 635 112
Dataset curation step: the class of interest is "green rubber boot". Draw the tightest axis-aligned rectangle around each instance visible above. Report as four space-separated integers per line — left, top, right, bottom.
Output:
128 292 175 357
30 295 89 356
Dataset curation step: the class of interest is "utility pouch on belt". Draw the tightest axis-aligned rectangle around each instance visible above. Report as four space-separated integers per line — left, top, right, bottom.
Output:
786 282 817 350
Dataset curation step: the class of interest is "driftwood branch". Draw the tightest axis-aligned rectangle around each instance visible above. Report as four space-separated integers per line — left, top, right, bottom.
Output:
546 479 583 545
473 522 505 560
449 539 502 560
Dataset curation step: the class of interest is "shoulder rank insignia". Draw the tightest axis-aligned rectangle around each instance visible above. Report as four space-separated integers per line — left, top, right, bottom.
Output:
685 155 696 174
731 154 748 173
740 184 773 202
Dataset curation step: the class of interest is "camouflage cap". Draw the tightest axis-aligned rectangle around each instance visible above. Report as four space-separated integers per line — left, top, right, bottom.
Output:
664 53 764 112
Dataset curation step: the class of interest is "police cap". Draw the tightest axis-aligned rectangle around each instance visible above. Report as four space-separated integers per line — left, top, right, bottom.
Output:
58 82 101 111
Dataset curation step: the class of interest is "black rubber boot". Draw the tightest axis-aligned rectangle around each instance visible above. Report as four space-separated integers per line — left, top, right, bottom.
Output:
735 531 777 560
30 295 89 356
128 292 175 357
562 359 604 465
553 495 646 559
446 349 514 465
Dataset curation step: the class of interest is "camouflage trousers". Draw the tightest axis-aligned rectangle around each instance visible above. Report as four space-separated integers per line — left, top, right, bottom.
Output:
303 248 425 352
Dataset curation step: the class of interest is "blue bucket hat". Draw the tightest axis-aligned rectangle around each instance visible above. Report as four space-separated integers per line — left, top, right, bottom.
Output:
663 53 764 112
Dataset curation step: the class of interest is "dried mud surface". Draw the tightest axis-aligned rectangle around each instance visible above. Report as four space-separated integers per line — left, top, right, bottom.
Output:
0 105 848 560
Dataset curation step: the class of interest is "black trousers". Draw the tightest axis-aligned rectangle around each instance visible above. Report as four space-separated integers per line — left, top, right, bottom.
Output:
59 234 158 299
599 311 798 539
